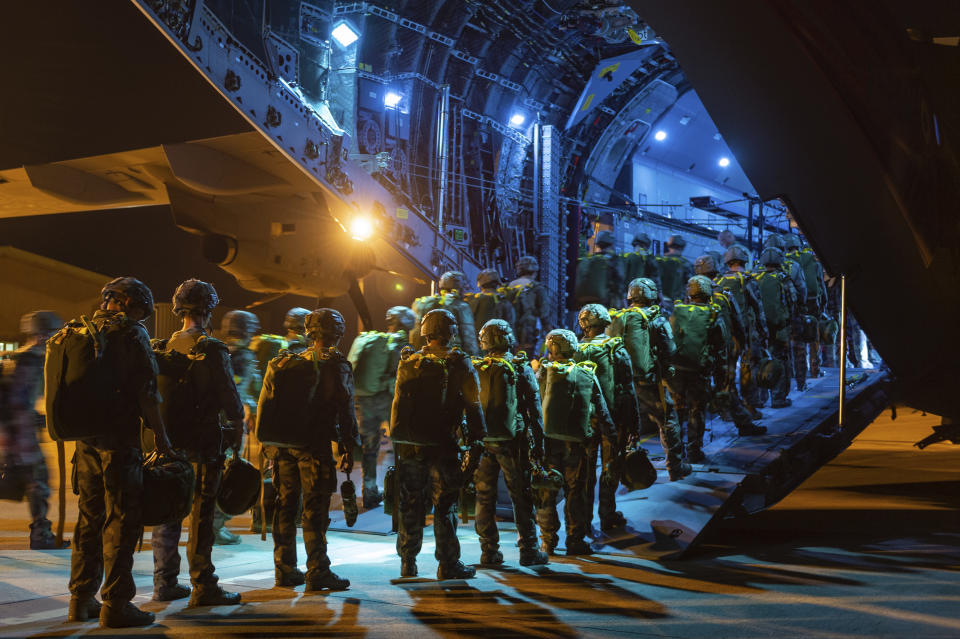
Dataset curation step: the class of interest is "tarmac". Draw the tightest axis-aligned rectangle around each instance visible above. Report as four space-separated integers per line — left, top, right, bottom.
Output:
1 402 958 638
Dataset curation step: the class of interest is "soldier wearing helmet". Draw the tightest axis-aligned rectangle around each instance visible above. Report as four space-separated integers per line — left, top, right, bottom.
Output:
466 269 516 337
668 276 728 462
783 234 828 384
282 307 312 354
390 308 486 579
67 278 172 628
152 279 244 608
410 271 479 355
624 232 662 292
574 304 641 532
608 279 690 480
1 311 62 550
755 248 794 408
507 255 554 356
264 308 358 593
574 229 625 310
656 234 695 311
471 320 549 568
535 328 615 555
346 306 415 507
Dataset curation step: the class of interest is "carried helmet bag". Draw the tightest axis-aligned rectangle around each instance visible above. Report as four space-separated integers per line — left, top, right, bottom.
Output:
217 452 262 516
473 356 518 441
45 315 130 441
539 361 596 442
348 331 390 395
621 443 657 491
142 450 195 526
801 315 819 342
256 351 321 448
671 303 718 372
574 254 610 305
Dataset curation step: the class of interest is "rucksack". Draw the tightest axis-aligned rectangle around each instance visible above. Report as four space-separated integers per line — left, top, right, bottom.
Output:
44 314 132 441
623 250 653 283
472 355 518 441
538 360 596 443
574 338 619 410
670 303 719 372
574 254 610 305
657 256 690 301
390 349 465 446
411 294 476 352
716 273 748 314
466 291 514 329
348 331 391 395
608 307 654 378
791 249 822 301
249 334 287 376
256 350 320 448
153 336 218 449
756 271 791 329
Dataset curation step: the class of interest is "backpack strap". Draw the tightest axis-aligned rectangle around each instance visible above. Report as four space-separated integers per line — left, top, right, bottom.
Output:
55 440 66 548
79 315 105 360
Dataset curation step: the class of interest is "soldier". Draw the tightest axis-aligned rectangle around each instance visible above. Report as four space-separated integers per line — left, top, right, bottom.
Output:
347 305 415 508
507 255 553 356
390 309 486 579
574 230 624 309
466 269 516 332
755 248 794 408
693 255 766 436
67 277 172 628
784 235 828 379
657 235 694 311
608 279 691 480
151 279 244 607
0 311 62 549
535 329 616 555
669 276 726 463
411 271 479 355
472 319 549 567
767 235 808 391
283 307 312 354
212 310 263 545
266 309 358 591
623 232 662 292
716 246 770 416
821 273 841 368
574 304 640 532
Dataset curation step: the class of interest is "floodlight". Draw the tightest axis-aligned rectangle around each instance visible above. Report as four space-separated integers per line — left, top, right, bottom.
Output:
718 157 731 168
384 91 403 108
509 113 526 127
654 130 667 141
350 216 374 241
331 21 359 47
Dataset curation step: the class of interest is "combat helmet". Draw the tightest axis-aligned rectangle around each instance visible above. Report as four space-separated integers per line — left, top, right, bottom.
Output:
530 465 564 493
723 245 750 266
577 304 612 330
306 308 346 339
516 255 539 276
759 247 785 267
694 254 720 277
686 275 713 300
385 306 416 332
420 308 457 342
594 230 615 249
221 310 260 339
438 271 466 292
627 278 658 305
19 311 63 337
544 329 578 360
476 269 502 290
782 234 802 251
283 307 311 333
172 279 219 317
762 234 785 250
631 232 651 249
478 319 516 353
101 276 155 319
666 234 686 250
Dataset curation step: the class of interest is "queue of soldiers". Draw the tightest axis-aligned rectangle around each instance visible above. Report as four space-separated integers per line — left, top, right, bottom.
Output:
0 231 850 628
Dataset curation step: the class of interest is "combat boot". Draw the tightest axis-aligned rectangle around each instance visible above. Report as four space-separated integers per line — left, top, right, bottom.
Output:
214 526 241 546
518 548 549 566
600 511 627 533
99 601 155 628
29 520 63 550
737 422 768 436
153 583 191 602
687 446 705 464
745 405 764 420
189 585 241 607
437 561 476 580
67 595 101 622
480 549 504 566
362 486 383 509
771 398 792 409
305 569 350 592
540 539 557 556
400 557 418 578
565 539 594 556
275 568 306 588
668 462 693 481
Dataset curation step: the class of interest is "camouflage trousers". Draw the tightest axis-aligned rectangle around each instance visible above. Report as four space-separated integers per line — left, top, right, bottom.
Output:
69 441 143 604
535 439 590 550
635 381 684 470
394 443 463 565
355 393 391 493
739 331 766 409
717 346 757 429
268 446 336 580
473 438 537 553
669 370 712 456
585 433 625 525
761 337 792 405
153 459 222 590
515 315 542 358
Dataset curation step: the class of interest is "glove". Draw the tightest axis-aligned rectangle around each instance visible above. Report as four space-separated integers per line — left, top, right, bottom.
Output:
461 441 483 478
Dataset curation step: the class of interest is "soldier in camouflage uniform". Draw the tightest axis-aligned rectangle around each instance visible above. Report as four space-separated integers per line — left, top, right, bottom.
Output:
784 235 828 379
466 269 516 332
764 235 807 391
623 232 662 293
152 279 244 607
657 235 695 312
574 230 625 310
608 279 691 480
268 309 358 591
575 304 640 532
390 309 486 579
507 255 553 357
0 311 62 549
411 271 479 355
347 306 415 508
68 278 172 628
535 329 616 555
283 307 312 354
755 248 795 408
472 319 549 567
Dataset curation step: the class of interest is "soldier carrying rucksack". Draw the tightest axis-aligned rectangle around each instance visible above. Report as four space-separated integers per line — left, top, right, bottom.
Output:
755 248 794 408
151 279 244 608
466 269 516 332
347 305 415 508
390 309 486 579
410 271 479 355
574 304 640 533
608 278 690 480
256 308 359 592
48 277 172 628
765 235 807 391
574 230 625 310
657 235 695 312
784 234 828 380
506 255 553 356
471 319 549 568
535 329 616 556
669 276 727 463
623 233 662 293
